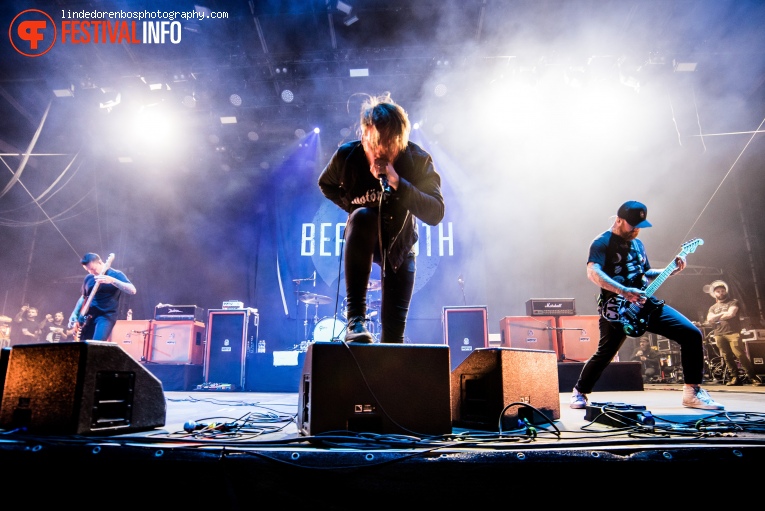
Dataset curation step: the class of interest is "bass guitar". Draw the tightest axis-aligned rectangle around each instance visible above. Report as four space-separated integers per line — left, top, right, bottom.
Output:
600 238 703 337
73 253 115 341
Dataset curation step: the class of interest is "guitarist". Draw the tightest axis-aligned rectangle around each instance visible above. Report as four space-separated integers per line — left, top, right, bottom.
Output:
569 201 725 411
68 252 137 342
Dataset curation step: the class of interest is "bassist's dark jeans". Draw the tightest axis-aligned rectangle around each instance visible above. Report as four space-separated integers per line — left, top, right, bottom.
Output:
574 304 704 394
80 313 117 342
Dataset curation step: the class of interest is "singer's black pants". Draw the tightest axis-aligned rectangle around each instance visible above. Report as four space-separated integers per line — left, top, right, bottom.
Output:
574 303 704 393
344 207 415 343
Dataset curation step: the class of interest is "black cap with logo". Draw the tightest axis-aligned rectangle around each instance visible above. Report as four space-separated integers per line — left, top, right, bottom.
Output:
617 201 652 228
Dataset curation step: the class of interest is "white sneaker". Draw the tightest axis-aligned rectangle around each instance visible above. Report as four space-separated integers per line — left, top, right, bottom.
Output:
570 388 588 409
682 385 725 410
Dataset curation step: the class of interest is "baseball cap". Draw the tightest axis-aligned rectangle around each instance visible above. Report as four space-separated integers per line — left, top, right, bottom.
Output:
707 280 728 296
617 201 652 228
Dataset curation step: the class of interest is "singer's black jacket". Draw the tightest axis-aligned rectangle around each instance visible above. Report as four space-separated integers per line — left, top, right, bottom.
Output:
318 140 444 272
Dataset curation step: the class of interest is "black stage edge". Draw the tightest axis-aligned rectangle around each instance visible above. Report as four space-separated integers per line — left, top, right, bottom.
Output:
1 443 759 508
557 361 643 392
142 363 203 391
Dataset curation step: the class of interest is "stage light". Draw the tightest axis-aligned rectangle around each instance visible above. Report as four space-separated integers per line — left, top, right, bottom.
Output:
220 116 237 124
313 127 320 134
53 84 75 97
99 88 121 112
673 60 697 72
281 89 294 103
229 93 242 106
295 128 306 138
434 83 448 97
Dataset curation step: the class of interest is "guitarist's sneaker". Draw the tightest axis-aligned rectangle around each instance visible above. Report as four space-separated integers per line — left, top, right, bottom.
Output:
682 385 725 410
569 388 588 409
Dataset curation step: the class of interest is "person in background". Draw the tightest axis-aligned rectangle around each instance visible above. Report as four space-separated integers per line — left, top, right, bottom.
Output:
39 311 74 343
69 253 136 341
318 93 444 343
570 200 724 410
706 280 762 386
10 304 41 345
630 336 662 382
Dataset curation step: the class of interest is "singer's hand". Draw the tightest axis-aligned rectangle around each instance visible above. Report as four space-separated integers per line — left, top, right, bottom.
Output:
371 159 399 190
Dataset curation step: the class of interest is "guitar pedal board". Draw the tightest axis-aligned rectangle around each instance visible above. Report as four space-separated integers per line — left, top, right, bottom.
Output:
584 402 655 427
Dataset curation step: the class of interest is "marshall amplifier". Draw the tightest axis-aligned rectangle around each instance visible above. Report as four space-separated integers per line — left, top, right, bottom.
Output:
154 304 205 322
525 298 576 317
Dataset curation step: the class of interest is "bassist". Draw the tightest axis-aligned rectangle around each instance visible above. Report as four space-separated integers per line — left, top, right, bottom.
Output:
68 252 136 342
569 201 724 411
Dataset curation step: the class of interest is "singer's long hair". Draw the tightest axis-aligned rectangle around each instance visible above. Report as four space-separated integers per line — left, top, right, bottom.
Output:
357 92 411 159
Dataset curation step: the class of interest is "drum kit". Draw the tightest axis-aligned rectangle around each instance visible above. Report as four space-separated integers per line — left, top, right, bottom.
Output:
294 275 382 344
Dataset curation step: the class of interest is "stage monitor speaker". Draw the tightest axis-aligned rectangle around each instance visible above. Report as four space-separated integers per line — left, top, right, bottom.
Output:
451 347 560 431
499 316 558 356
443 306 488 370
298 342 452 436
204 309 258 390
0 341 166 435
149 320 206 365
558 315 601 362
111 319 152 362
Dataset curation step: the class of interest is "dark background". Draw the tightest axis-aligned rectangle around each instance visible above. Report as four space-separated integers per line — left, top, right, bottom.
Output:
1 0 764 348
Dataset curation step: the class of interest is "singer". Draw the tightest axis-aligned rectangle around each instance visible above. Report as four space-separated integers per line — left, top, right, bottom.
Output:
318 93 444 343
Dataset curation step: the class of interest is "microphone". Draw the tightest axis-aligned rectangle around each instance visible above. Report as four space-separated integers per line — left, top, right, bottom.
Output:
375 159 392 196
457 274 464 286
183 420 233 433
379 174 391 195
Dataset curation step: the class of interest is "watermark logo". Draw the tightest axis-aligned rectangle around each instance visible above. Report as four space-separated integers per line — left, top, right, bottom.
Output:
9 9 56 57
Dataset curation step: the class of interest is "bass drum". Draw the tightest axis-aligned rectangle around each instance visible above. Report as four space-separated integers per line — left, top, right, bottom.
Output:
313 317 346 342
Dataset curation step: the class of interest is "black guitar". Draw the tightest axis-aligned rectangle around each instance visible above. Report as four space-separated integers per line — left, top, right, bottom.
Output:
600 238 703 337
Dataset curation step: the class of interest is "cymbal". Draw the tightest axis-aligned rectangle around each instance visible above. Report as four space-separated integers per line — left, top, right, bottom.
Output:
0 315 11 323
369 300 382 310
297 292 331 305
367 279 381 291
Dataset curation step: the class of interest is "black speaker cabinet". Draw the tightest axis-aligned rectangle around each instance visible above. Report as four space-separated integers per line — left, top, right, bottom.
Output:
746 341 765 375
298 342 452 436
204 309 259 390
451 347 560 431
443 306 488 370
0 341 166 435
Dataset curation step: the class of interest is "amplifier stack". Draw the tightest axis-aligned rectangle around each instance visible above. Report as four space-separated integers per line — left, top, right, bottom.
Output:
500 299 600 362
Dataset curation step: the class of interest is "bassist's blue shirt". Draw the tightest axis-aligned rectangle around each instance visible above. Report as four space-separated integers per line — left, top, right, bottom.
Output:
588 231 650 305
81 268 131 317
